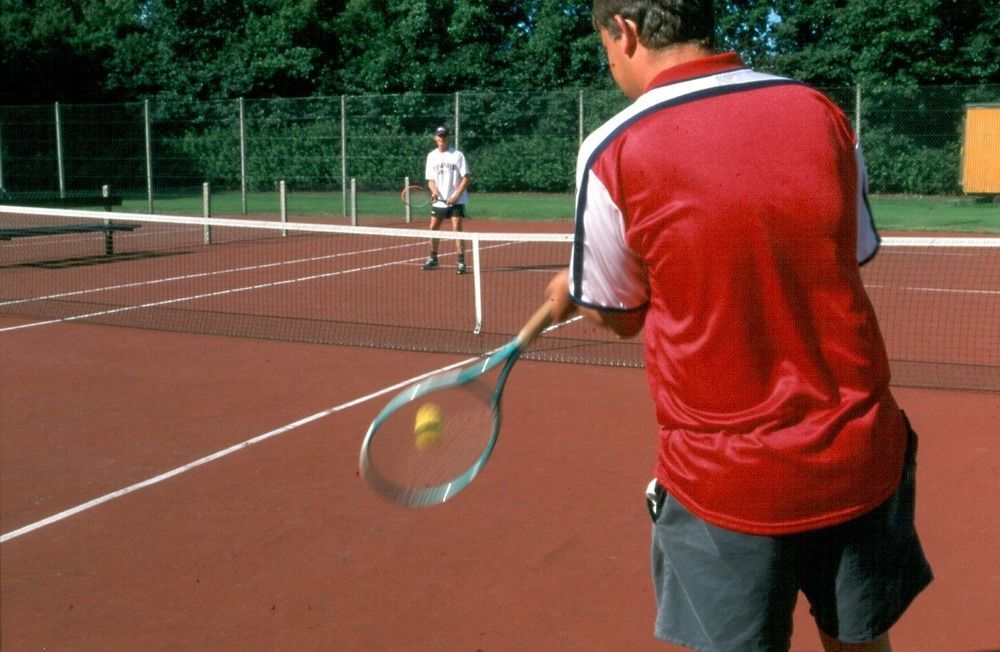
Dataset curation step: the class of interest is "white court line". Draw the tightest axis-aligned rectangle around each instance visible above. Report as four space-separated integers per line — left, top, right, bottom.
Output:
0 357 474 544
0 240 525 334
0 318 576 543
0 240 420 308
865 284 1000 296
0 250 426 333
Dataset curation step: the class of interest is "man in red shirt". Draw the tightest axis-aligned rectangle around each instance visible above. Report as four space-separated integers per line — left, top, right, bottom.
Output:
544 1 932 650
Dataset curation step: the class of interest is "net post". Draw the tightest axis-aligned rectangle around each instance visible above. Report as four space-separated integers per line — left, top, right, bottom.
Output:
54 102 66 200
472 235 483 335
279 180 288 237
102 184 113 254
404 176 412 224
202 182 212 244
350 178 358 226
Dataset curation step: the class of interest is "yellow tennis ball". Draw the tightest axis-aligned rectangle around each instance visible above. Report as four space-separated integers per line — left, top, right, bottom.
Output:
414 403 444 451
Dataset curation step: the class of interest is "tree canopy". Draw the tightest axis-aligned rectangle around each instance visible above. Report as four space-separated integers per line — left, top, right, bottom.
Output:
1 0 997 104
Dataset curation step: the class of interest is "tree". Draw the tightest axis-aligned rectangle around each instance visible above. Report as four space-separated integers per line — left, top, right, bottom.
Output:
0 0 117 103
766 0 1000 85
329 0 533 94
714 0 779 70
103 0 326 102
3 1 997 105
507 1 603 90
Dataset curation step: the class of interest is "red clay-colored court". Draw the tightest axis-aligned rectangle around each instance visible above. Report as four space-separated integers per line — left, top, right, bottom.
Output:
1 214 998 650
1 315 997 651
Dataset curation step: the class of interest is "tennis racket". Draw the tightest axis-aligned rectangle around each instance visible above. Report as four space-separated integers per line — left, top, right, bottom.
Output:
401 184 430 208
359 302 554 507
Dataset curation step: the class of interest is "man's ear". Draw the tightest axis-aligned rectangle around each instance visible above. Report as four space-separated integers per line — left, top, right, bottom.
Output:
613 15 640 57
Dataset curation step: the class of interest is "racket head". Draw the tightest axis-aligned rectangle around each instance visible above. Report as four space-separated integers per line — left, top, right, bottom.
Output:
360 341 521 507
359 303 554 508
401 184 429 208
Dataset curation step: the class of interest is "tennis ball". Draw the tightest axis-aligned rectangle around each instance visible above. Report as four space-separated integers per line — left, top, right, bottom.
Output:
414 403 444 451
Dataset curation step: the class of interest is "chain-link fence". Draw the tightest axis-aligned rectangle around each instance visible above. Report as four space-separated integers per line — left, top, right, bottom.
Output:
1 84 997 212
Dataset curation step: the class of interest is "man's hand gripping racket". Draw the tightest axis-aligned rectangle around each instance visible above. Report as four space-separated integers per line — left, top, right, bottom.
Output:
359 302 555 507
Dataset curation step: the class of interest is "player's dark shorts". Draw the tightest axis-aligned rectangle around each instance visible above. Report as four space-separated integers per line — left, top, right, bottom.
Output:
647 417 932 651
431 203 465 219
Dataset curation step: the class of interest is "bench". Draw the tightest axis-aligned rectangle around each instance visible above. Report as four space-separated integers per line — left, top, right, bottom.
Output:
0 223 142 255
0 190 124 211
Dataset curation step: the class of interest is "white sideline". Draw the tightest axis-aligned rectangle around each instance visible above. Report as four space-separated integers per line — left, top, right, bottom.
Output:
0 317 576 544
0 358 474 544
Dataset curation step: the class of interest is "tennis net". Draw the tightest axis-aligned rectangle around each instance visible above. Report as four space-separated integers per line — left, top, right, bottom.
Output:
1 206 998 392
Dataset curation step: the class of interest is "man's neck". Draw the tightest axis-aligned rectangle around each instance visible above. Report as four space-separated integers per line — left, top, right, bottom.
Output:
630 43 714 98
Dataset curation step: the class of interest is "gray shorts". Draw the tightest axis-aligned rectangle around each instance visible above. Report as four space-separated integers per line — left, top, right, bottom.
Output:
648 421 932 651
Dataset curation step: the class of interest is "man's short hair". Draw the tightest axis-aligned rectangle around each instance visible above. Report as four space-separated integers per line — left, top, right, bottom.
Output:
591 0 714 49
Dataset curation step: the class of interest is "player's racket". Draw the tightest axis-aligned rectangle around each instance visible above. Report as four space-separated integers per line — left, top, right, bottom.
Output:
400 184 430 208
359 302 554 507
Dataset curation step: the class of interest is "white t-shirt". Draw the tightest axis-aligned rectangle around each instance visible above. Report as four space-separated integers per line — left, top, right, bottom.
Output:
425 147 470 204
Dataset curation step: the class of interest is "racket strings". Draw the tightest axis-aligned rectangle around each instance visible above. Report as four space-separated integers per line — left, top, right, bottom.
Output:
366 380 495 495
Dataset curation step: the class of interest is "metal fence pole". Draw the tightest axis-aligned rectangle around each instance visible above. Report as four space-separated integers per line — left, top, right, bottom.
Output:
0 122 5 189
144 99 154 213
579 90 585 147
54 102 65 198
239 97 248 215
855 83 862 139
341 95 347 217
454 92 461 149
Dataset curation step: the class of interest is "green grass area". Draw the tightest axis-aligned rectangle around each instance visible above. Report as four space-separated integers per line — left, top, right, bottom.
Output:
868 196 999 233
123 192 999 233
124 191 577 221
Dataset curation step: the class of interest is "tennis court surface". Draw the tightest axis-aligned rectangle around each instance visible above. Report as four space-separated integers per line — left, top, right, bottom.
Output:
2 207 998 650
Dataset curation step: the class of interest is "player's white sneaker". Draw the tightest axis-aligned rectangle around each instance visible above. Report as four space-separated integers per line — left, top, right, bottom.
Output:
456 260 467 275
422 255 438 270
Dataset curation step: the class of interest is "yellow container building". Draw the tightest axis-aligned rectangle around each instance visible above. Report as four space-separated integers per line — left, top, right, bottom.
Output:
962 103 1000 195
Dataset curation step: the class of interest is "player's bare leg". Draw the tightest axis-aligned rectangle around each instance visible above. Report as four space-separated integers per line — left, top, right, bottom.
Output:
423 216 442 270
819 631 891 652
451 215 466 274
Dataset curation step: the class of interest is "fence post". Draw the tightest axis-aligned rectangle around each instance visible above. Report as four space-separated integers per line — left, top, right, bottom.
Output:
341 95 347 217
54 102 66 199
579 90 585 147
454 92 461 149
239 97 248 215
0 121 5 189
855 83 862 139
144 99 154 214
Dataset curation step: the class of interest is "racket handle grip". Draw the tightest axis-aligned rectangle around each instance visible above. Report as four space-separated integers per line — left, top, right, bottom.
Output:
517 301 555 348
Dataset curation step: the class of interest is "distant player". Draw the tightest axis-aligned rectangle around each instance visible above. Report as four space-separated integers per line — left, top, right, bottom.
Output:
422 125 471 274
